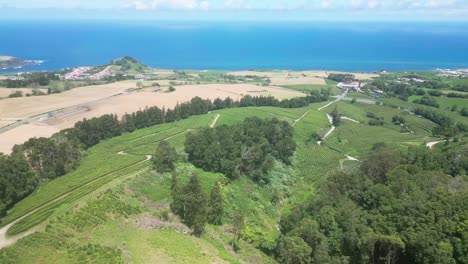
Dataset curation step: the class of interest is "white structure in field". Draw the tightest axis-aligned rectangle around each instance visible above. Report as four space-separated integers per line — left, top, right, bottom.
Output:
337 82 362 92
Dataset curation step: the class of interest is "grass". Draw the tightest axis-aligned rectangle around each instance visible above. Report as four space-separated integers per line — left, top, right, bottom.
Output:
409 95 468 111
281 79 342 95
2 106 322 236
0 100 438 262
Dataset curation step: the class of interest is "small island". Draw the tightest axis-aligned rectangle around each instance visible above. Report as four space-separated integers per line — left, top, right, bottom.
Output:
0 55 43 70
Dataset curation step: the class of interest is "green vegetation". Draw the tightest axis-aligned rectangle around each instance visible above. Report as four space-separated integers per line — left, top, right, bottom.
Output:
152 140 178 173
327 73 355 82
1 72 59 88
185 118 295 181
170 173 209 236
0 72 466 263
278 145 468 263
7 90 23 98
110 56 148 74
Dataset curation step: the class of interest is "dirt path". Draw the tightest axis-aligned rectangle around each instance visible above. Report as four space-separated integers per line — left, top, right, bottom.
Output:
210 114 221 128
345 155 359 161
318 89 348 111
341 116 360 123
426 141 444 149
0 210 44 249
317 114 335 145
318 98 340 111
323 120 336 140
293 109 311 127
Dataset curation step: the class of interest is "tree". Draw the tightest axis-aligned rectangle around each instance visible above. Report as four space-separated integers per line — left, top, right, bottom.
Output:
208 181 224 225
0 154 38 215
364 233 405 264
232 210 245 247
184 174 208 236
392 115 405 125
169 173 208 236
136 81 144 89
276 236 313 264
153 140 178 173
360 147 400 183
331 106 341 126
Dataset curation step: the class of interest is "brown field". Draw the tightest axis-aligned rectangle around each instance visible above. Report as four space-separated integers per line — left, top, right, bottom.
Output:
0 88 48 98
0 83 303 154
0 82 135 119
269 77 326 85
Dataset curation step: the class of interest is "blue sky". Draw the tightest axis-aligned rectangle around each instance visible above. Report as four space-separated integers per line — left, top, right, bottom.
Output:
1 0 468 21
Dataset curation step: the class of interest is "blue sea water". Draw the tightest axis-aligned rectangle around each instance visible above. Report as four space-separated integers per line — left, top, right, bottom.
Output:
1 20 468 72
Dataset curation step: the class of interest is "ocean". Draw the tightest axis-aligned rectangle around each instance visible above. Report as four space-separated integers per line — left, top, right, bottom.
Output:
1 20 468 72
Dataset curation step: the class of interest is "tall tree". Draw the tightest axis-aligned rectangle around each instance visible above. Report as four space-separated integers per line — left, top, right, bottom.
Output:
331 106 342 127
208 181 224 225
184 174 208 236
153 140 178 173
232 210 245 247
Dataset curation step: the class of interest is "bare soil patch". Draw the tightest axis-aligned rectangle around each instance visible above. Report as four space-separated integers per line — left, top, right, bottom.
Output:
0 83 303 154
0 81 134 119
135 215 191 234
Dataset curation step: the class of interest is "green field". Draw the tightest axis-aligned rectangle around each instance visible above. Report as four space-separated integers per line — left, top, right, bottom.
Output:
0 99 441 263
281 79 341 95
409 95 468 110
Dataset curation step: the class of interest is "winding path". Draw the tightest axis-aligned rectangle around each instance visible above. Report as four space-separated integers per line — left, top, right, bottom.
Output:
341 116 360 123
426 141 444 149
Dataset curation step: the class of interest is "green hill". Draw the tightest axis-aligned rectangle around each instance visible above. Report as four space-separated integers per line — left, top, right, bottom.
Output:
110 56 149 74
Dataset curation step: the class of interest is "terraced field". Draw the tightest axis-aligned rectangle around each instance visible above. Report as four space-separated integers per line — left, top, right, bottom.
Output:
0 101 438 262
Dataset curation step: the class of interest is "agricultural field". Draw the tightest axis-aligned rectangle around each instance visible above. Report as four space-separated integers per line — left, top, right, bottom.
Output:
0 82 303 154
0 93 441 263
409 95 467 110
0 88 48 98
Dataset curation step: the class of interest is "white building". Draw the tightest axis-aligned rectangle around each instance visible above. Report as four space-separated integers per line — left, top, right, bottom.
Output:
337 82 362 91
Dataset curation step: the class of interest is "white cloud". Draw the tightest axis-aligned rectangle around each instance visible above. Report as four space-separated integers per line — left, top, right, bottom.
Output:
224 0 248 9
320 0 334 9
200 1 210 10
125 0 201 10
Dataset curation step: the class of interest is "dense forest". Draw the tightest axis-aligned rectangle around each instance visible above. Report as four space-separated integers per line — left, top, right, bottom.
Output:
185 118 296 182
277 144 468 264
0 90 329 216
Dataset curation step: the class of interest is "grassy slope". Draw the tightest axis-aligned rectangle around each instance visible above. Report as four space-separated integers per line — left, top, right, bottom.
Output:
280 79 341 95
409 95 468 110
0 101 437 263
323 101 436 156
0 106 327 263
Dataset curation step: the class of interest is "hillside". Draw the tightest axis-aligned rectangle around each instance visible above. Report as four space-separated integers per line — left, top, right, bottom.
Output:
110 56 149 74
0 70 466 263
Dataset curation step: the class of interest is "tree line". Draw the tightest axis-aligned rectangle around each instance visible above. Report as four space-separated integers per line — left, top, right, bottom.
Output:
1 72 59 88
185 118 296 183
413 107 468 136
328 73 356 83
0 90 328 217
276 144 468 264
